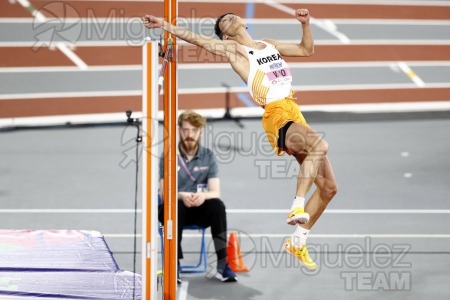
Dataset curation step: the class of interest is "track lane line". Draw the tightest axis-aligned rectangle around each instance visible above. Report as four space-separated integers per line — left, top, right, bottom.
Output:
1 209 450 213
102 233 450 239
15 0 89 70
397 61 426 87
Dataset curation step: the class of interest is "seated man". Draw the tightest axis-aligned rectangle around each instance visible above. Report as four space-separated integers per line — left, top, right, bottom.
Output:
158 110 237 283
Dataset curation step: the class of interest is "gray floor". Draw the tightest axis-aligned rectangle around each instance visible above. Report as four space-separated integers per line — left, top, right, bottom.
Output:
1 113 450 299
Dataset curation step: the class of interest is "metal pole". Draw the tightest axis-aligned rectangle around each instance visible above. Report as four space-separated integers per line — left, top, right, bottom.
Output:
141 40 159 300
163 0 178 297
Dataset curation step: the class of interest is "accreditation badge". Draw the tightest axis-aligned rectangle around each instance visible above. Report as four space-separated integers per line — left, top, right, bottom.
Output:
196 184 208 193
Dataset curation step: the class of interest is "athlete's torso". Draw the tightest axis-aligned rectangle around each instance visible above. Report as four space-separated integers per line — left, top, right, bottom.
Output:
242 40 293 107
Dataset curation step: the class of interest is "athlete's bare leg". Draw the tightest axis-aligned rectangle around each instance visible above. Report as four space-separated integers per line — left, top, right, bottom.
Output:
285 122 329 199
294 154 337 229
283 153 337 270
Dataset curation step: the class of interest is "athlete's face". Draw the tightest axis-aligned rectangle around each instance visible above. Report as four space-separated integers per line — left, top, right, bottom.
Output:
219 14 244 39
179 121 202 152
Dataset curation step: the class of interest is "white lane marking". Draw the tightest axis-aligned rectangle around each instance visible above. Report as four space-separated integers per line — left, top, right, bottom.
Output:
259 0 351 44
1 100 450 128
23 0 450 6
330 19 450 25
2 60 449 72
15 0 88 70
1 209 450 213
401 152 410 157
0 209 140 213
0 65 142 72
3 84 450 101
0 90 142 100
2 16 450 26
1 99 450 128
2 40 450 47
178 281 189 300
228 209 450 214
102 233 450 239
397 61 426 87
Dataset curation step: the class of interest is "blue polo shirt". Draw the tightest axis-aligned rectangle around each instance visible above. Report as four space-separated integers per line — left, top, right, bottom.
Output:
159 144 219 193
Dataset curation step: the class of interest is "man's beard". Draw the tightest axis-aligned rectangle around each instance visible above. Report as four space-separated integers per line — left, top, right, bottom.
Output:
181 138 199 153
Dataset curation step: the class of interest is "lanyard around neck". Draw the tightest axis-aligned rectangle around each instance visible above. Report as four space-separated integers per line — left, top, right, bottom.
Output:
178 155 196 182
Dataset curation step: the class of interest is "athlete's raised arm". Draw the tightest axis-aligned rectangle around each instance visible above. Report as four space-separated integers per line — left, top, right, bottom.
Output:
141 15 237 58
264 9 314 57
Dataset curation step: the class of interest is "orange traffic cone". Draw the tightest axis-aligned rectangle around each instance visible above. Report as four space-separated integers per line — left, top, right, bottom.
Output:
226 231 249 272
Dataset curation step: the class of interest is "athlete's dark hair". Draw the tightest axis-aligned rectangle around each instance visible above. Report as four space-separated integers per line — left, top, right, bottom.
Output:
214 13 234 40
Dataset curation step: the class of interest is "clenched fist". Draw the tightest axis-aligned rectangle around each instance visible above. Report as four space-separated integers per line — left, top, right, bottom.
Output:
295 9 310 24
141 15 163 29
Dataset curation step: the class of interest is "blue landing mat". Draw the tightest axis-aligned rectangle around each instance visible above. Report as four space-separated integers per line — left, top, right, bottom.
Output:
0 230 141 299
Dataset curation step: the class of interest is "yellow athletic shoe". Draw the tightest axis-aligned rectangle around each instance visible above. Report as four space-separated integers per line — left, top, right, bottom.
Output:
284 238 317 270
286 207 310 225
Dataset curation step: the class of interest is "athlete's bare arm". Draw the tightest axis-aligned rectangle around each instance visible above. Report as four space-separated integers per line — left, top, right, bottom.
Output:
141 15 250 82
142 15 233 56
264 9 314 57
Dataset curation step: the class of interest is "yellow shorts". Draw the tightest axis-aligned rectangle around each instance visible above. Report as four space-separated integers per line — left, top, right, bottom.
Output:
262 98 309 156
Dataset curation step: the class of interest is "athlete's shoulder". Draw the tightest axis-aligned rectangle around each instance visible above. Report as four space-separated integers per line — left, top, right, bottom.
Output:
261 38 279 47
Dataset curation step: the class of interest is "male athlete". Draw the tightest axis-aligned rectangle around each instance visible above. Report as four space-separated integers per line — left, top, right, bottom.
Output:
142 9 338 270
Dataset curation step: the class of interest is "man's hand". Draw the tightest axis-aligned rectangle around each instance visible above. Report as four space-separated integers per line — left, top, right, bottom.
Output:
191 193 206 207
179 192 206 207
180 192 195 207
295 9 310 25
141 15 164 29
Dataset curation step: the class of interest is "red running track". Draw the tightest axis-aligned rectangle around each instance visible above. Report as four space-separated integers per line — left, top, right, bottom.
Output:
1 1 449 118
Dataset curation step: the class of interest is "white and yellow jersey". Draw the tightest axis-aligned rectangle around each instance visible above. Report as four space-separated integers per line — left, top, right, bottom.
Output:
243 40 293 107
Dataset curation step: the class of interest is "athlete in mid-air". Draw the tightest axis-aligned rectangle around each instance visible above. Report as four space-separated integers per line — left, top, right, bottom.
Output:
142 9 338 270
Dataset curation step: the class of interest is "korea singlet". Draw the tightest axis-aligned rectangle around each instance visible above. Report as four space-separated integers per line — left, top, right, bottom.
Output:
242 40 293 107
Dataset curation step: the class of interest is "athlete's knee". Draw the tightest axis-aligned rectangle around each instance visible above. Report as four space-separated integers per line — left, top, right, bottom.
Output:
329 183 338 199
321 183 338 202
